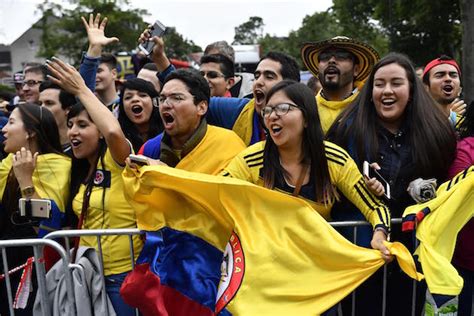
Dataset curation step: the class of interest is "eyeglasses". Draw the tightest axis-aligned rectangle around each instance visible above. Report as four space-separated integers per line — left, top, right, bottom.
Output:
22 80 43 87
318 50 354 62
200 70 225 79
158 93 190 107
261 103 299 118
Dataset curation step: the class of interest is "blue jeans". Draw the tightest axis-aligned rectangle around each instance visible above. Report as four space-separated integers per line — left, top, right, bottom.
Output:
105 271 136 316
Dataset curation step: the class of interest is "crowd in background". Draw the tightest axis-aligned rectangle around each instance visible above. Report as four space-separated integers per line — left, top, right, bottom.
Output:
0 12 472 316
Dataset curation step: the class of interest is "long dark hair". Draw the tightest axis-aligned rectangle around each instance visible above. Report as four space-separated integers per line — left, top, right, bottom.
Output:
458 101 474 139
1 103 63 229
328 53 456 180
263 80 337 203
66 103 107 222
118 78 163 152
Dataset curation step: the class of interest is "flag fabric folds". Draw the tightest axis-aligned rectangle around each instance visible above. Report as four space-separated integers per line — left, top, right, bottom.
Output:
402 166 474 296
122 165 421 315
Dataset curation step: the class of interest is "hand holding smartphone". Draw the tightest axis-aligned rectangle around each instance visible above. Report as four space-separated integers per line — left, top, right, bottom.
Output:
129 154 150 167
19 198 52 219
138 20 167 56
363 161 391 199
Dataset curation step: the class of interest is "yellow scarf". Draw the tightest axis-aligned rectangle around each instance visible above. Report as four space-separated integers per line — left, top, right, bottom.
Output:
316 91 359 134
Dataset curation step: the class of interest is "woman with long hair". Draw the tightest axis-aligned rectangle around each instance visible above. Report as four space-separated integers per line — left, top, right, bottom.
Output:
118 78 163 152
327 53 457 315
223 80 391 258
47 57 142 316
447 101 474 316
0 103 70 315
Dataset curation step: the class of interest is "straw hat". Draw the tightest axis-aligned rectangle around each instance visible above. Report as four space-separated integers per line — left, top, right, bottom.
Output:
301 36 380 82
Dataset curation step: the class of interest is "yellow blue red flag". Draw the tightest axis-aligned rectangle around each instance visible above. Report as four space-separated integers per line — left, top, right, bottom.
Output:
122 165 422 315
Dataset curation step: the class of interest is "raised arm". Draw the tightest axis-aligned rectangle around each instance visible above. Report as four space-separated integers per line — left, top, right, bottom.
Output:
79 13 119 91
138 27 170 73
47 57 130 165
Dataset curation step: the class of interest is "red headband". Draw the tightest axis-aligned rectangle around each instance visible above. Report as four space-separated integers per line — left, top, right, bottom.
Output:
423 58 461 78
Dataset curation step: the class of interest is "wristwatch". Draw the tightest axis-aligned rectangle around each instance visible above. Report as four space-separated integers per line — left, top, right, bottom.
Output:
21 186 35 198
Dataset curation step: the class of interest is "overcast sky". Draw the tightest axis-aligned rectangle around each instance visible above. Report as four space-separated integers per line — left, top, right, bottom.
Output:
0 0 333 47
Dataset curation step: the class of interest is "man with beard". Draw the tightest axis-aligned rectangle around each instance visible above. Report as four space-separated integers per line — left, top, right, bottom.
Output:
301 36 379 134
422 55 466 126
139 30 300 146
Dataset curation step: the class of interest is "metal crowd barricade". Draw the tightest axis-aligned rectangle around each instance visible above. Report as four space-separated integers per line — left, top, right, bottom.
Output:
0 238 76 316
43 228 143 316
329 218 419 316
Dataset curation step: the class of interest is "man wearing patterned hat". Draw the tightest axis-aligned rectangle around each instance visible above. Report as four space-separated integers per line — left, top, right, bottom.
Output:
301 36 379 134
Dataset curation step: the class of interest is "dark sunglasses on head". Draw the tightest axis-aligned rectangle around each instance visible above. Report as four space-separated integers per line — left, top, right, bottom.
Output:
318 50 354 62
200 70 225 79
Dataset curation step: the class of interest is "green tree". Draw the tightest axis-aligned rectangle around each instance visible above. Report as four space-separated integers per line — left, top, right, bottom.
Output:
371 0 461 66
36 0 148 65
332 0 388 56
163 27 202 59
36 0 201 65
258 10 344 68
233 16 265 45
460 0 474 103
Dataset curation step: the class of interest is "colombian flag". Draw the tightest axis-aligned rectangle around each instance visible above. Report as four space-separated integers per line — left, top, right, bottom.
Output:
402 166 474 296
121 165 422 315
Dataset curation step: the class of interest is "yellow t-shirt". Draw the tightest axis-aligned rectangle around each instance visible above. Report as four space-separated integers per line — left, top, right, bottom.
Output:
223 141 390 230
73 149 142 276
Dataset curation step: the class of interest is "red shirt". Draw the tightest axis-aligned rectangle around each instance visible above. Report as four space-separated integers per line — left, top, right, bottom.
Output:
448 137 474 270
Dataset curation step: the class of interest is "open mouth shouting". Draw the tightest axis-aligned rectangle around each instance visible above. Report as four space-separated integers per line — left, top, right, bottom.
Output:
441 84 454 96
324 66 340 78
254 89 265 106
131 105 144 115
161 112 175 130
269 123 283 137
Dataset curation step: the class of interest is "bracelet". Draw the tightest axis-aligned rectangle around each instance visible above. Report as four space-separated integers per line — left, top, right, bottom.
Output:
20 186 35 198
374 227 390 241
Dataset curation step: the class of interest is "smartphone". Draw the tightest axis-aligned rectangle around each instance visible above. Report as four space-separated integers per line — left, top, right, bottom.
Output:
363 161 391 199
19 198 52 219
129 154 150 166
138 20 167 56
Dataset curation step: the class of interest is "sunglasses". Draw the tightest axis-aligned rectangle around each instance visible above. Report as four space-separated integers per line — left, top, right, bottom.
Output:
22 80 43 87
200 70 225 79
318 50 354 62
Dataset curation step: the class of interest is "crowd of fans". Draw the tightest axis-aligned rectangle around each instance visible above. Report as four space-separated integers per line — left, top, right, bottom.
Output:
0 12 472 316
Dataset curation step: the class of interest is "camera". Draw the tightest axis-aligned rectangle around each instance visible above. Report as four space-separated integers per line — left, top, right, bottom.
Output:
19 198 52 219
407 178 437 204
419 187 435 200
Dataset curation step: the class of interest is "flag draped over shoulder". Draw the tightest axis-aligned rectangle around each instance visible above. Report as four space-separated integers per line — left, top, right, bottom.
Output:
402 166 474 296
123 165 421 315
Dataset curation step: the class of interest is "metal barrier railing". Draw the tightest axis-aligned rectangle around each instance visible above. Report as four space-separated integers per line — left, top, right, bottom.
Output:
43 228 143 316
1 222 419 316
0 238 76 316
329 218 418 316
